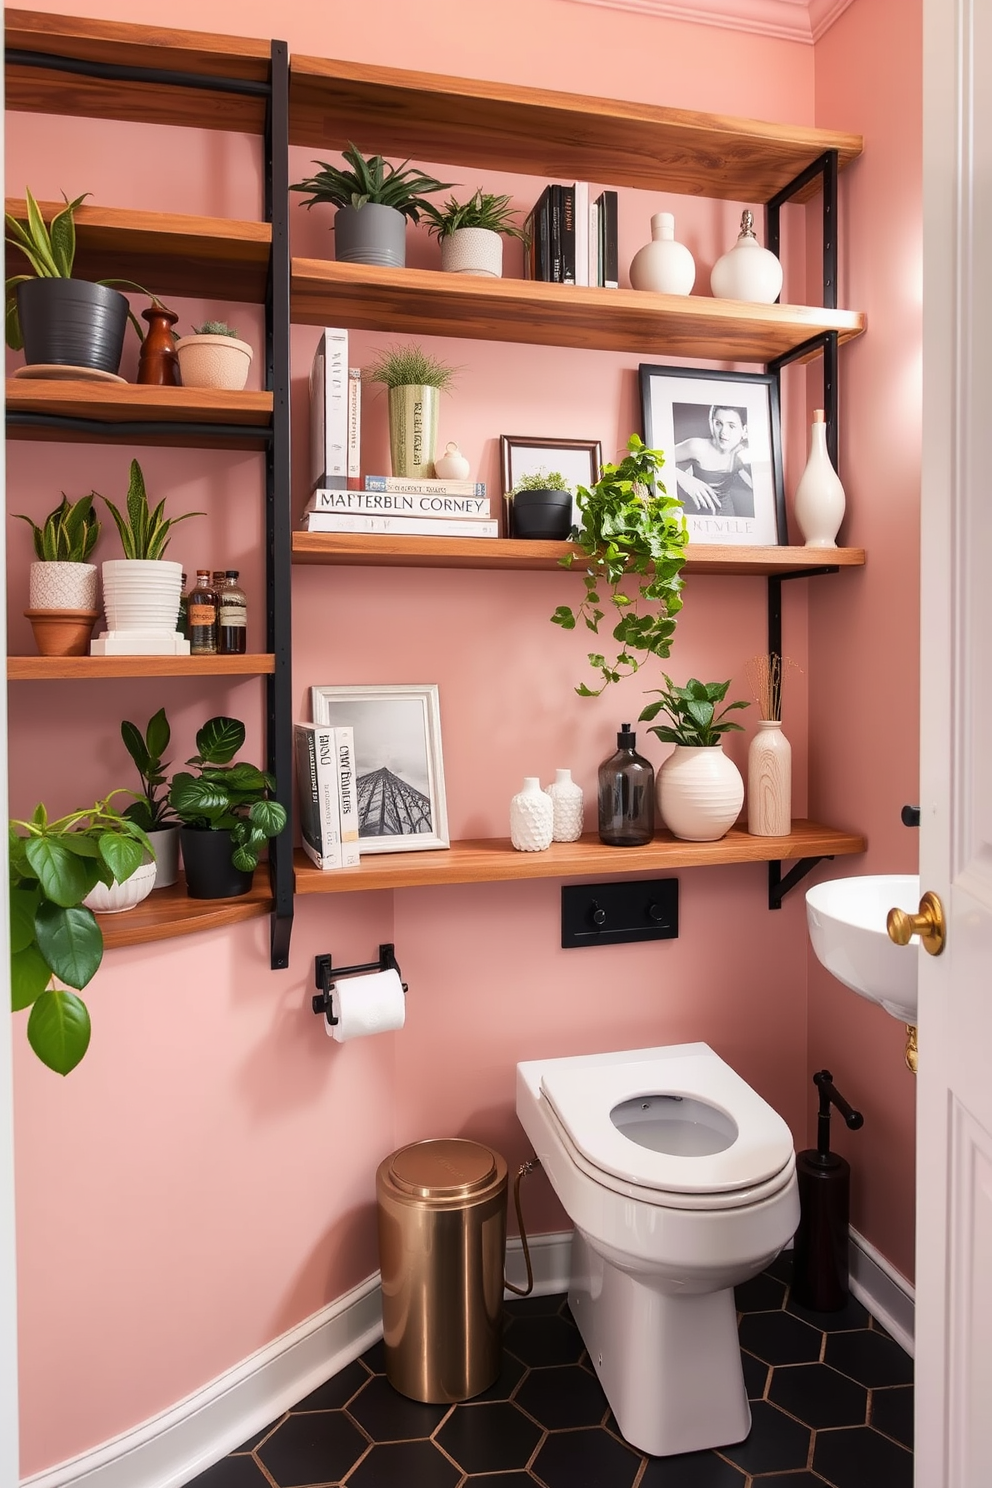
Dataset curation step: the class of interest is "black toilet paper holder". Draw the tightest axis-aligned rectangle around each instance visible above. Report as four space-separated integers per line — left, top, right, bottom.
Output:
312 944 407 1025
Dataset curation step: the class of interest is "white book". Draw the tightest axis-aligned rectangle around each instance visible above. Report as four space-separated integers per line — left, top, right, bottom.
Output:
363 475 486 495
307 488 492 519
303 512 499 538
574 181 589 287
347 367 361 481
333 727 361 865
294 723 342 870
308 328 349 492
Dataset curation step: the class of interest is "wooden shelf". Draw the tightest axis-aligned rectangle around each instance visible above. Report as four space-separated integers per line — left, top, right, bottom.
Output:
291 533 867 574
8 654 275 680
5 9 271 133
289 57 862 201
6 381 273 447
294 821 865 896
291 260 864 361
99 871 272 948
5 201 271 303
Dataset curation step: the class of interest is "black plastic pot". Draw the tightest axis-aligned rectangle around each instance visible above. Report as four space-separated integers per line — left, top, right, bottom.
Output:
510 489 574 540
334 203 407 268
180 828 254 900
17 278 129 374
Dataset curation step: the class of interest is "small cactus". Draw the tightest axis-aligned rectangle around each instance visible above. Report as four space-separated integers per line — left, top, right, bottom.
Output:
192 320 238 338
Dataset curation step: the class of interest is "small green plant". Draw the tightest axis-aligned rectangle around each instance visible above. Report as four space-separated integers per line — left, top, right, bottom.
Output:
9 795 152 1075
121 707 174 832
15 491 100 562
98 458 203 560
421 190 529 242
639 676 750 747
169 716 288 873
291 144 454 221
192 320 238 337
511 469 570 496
551 434 688 696
363 342 459 391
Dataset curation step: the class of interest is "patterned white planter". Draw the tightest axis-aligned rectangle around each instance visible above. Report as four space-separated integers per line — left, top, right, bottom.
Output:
101 559 184 632
175 334 252 391
440 228 503 278
510 776 554 851
83 860 156 913
545 769 584 842
657 744 744 842
29 560 97 611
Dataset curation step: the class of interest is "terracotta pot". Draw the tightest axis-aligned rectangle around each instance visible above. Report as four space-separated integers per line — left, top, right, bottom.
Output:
175 334 252 391
24 607 99 656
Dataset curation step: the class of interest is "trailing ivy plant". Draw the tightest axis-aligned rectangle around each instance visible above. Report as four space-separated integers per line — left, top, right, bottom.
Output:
9 795 152 1075
98 457 203 561
169 716 288 873
639 675 750 747
551 434 688 696
291 144 454 221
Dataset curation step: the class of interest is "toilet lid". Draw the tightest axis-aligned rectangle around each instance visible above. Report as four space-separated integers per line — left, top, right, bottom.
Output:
539 1052 794 1194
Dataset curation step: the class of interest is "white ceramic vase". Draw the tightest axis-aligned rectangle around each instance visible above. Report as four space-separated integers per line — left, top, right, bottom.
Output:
440 227 503 277
29 560 97 611
629 212 695 295
433 441 471 480
747 721 792 836
793 409 846 547
175 334 252 391
710 209 783 304
657 744 744 842
83 859 157 914
545 768 584 842
145 825 181 888
510 776 554 851
101 559 184 632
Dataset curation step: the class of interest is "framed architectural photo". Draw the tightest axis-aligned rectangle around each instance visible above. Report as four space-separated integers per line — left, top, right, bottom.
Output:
500 435 602 530
639 365 785 546
310 684 449 853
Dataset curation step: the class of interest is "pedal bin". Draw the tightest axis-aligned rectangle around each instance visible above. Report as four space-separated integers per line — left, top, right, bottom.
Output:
376 1138 508 1403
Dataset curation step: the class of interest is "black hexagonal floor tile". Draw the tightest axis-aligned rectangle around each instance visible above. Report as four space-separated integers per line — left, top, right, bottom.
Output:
812 1424 913 1488
638 1447 747 1484
346 1373 449 1441
185 1455 272 1487
464 1476 538 1487
748 1475 823 1485
504 1312 584 1367
871 1384 914 1448
436 1399 543 1474
735 1272 787 1314
471 1347 528 1402
231 1420 280 1454
786 1290 870 1333
294 1358 370 1412
741 1350 769 1400
532 1425 641 1488
737 1310 823 1366
824 1328 914 1388
719 1401 811 1475
515 1362 608 1430
344 1438 460 1488
257 1409 368 1486
359 1339 387 1375
765 1251 794 1285
768 1361 868 1429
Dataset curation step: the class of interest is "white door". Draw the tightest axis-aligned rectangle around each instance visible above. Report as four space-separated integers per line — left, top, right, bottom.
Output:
916 1 992 1483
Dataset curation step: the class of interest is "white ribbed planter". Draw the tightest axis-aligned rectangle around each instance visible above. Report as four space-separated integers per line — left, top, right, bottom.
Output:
83 859 156 913
28 560 97 610
101 559 184 632
175 334 252 391
440 228 504 277
657 744 744 842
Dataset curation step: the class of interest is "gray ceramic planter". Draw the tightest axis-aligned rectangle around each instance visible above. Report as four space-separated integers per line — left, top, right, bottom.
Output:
334 203 407 268
17 278 129 374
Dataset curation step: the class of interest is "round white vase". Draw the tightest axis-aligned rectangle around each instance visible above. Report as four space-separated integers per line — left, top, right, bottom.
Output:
545 768 584 842
629 212 696 295
440 228 503 277
101 559 184 632
434 441 471 480
29 560 97 610
83 859 157 913
793 409 846 547
710 209 783 304
747 721 792 836
657 744 744 842
510 776 554 851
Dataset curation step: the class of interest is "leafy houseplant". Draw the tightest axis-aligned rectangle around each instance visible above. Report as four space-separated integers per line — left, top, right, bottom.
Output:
16 492 102 654
552 435 688 695
121 707 180 887
639 677 750 843
364 343 459 479
175 319 253 391
291 144 455 269
509 469 574 541
10 796 153 1074
421 190 529 278
168 716 288 899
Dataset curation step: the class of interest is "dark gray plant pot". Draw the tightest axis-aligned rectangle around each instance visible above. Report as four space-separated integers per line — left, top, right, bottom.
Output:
510 490 574 541
180 827 254 900
334 203 407 268
17 278 129 374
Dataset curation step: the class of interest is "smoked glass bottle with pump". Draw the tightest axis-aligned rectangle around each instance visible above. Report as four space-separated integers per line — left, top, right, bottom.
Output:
598 724 655 846
218 570 248 655
188 570 218 655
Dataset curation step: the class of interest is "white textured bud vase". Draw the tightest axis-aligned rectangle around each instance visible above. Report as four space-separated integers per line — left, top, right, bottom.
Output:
794 409 846 547
710 209 783 304
629 212 696 295
657 744 744 842
544 768 584 842
433 441 471 480
747 720 792 836
510 776 554 851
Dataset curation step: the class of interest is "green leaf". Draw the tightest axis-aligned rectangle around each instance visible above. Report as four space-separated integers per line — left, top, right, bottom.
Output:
27 989 91 1075
248 799 288 838
195 716 245 765
97 831 143 884
24 837 98 906
169 774 230 819
145 707 171 761
11 944 51 1010
120 719 150 774
34 902 103 990
10 884 40 953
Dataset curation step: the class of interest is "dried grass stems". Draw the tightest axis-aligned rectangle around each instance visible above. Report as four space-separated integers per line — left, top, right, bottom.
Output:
746 653 801 722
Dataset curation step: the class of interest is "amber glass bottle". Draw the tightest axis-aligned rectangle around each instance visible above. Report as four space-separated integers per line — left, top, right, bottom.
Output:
188 570 218 655
217 570 248 655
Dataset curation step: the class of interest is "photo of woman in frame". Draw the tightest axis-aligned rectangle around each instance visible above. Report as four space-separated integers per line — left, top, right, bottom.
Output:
672 403 755 519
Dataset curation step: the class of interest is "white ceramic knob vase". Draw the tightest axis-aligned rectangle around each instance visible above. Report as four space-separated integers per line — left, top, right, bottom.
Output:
793 409 846 547
545 768 584 842
710 209 783 304
747 721 792 836
510 776 554 851
433 441 471 480
629 212 696 295
657 744 744 842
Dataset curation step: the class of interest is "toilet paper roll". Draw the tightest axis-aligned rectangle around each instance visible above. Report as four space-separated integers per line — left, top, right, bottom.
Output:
325 967 405 1042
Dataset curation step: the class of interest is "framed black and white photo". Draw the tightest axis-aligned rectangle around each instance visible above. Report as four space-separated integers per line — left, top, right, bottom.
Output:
310 684 449 854
500 435 602 530
639 365 785 547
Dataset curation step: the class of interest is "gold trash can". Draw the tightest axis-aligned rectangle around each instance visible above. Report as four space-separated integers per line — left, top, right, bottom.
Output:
376 1138 508 1403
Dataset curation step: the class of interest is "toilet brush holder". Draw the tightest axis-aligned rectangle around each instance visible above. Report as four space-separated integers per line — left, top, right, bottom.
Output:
792 1069 864 1311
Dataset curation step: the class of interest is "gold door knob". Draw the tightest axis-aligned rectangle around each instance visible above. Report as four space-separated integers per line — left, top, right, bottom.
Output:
886 890 946 956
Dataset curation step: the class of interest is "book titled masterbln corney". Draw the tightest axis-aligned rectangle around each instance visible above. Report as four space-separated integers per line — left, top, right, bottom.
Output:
308 482 490 518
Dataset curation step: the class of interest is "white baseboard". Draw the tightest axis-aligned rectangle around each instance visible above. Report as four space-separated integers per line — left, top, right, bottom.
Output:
848 1226 916 1358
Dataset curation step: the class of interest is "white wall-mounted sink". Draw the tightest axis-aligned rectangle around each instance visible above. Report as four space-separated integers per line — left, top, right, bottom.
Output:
805 875 920 1023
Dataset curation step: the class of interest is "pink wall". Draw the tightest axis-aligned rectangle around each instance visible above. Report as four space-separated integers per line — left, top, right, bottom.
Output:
6 0 919 1476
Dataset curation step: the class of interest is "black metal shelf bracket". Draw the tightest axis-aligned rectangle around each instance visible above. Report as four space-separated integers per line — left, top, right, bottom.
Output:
769 855 833 910
6 48 272 98
765 149 839 310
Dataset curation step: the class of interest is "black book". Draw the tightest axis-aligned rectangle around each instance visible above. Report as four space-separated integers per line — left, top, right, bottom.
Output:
527 185 553 281
596 189 619 289
560 183 576 285
549 183 563 283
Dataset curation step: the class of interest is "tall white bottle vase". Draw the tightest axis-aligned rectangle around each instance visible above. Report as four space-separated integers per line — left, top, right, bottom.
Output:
545 768 584 842
793 409 846 547
710 209 783 304
747 721 792 836
629 212 696 295
510 776 554 852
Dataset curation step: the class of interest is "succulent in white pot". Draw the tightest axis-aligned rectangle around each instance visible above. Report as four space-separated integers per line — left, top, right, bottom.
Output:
175 320 253 391
16 490 101 656
422 190 530 279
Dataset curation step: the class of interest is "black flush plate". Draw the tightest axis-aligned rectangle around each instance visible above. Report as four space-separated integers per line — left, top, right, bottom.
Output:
561 878 679 949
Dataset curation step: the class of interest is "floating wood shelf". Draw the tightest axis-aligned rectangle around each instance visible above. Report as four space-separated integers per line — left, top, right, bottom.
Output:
5 380 273 447
294 821 865 896
8 654 275 680
100 871 272 949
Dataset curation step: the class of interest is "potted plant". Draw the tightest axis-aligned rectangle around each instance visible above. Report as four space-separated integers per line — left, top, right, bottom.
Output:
15 490 101 655
421 189 529 278
94 458 203 656
639 676 750 842
551 435 689 695
175 319 253 391
364 342 459 479
168 715 287 899
508 468 574 540
10 795 153 1074
120 707 180 887
5 187 160 376
291 144 454 269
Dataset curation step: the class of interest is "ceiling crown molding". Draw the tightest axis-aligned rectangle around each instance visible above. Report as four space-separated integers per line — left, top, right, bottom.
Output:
558 0 855 44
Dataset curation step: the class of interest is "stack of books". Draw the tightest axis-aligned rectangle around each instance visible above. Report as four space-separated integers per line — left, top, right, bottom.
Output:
523 184 618 289
295 722 361 871
302 475 498 538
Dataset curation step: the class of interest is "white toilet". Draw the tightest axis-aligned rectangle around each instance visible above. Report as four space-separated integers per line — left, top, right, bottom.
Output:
516 1042 799 1457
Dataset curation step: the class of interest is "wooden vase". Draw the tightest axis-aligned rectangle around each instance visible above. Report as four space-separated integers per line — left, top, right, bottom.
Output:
137 304 180 386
